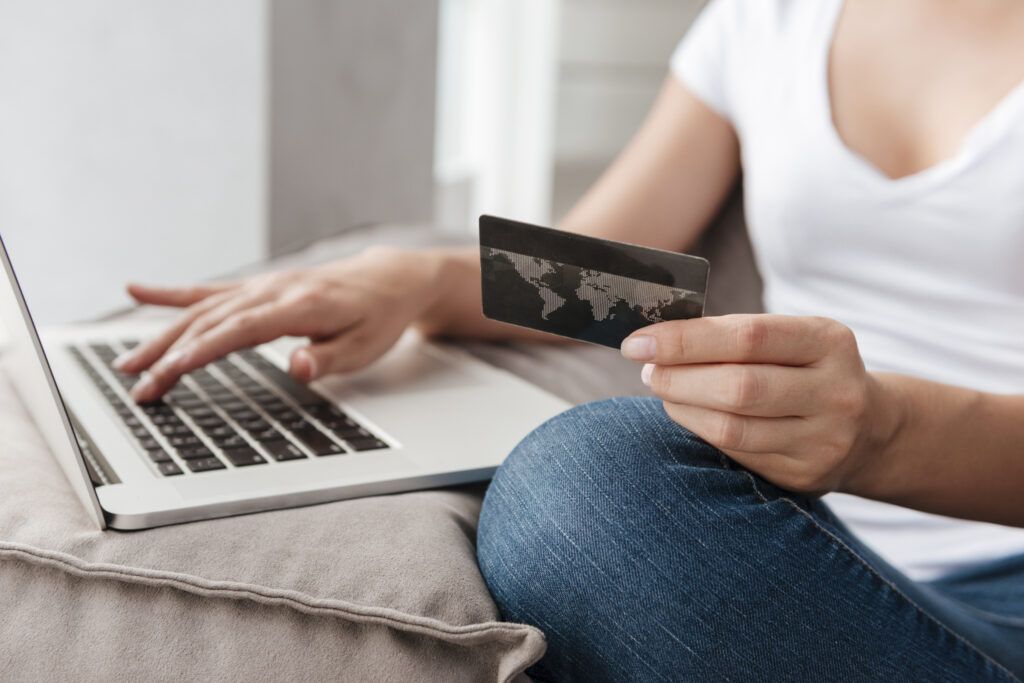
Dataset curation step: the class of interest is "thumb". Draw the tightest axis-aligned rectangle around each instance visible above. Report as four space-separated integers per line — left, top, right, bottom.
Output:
288 327 398 382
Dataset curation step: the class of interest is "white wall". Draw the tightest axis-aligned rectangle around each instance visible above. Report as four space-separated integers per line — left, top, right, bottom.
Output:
269 0 437 255
552 0 705 219
434 0 561 229
0 1 267 324
434 0 705 228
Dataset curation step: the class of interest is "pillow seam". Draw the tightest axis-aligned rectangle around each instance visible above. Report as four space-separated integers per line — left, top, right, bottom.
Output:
0 540 546 649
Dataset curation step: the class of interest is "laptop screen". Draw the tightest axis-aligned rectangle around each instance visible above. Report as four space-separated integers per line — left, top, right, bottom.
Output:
0 233 106 527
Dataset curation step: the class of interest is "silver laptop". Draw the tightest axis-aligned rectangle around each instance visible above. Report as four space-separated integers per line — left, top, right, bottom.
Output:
0 234 569 530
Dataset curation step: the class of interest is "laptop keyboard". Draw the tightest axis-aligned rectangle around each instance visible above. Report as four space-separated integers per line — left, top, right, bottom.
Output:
68 342 389 477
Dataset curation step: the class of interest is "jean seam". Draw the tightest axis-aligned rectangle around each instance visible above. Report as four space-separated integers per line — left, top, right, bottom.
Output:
714 452 1022 683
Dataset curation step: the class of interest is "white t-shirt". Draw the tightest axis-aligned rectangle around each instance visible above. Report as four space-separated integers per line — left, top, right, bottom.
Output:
671 0 1024 581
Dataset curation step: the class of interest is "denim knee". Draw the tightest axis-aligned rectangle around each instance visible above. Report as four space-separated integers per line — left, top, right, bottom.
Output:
475 396 805 680
475 399 1019 683
476 396 721 565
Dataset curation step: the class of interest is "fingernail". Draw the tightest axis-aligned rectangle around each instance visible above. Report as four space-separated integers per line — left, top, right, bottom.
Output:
131 372 155 401
292 349 318 382
113 350 136 371
621 335 656 361
641 363 654 386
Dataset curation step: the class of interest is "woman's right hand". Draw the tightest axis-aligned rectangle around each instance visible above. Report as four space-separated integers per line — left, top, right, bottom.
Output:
114 245 450 403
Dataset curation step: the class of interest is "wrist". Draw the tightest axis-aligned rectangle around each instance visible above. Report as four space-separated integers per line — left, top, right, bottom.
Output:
414 246 473 337
839 372 909 497
340 244 453 321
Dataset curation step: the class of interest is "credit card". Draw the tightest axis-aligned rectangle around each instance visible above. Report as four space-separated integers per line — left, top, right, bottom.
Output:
479 215 710 348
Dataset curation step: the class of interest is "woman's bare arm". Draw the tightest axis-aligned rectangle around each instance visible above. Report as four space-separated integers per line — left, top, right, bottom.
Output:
119 77 740 395
848 375 1024 527
420 76 740 341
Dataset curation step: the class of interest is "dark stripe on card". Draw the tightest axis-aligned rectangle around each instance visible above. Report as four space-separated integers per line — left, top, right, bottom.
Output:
479 215 709 293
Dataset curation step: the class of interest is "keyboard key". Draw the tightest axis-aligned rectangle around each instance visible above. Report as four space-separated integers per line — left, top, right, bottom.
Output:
222 447 266 467
177 446 216 460
146 448 173 463
186 457 226 472
237 418 271 432
213 434 248 448
310 407 359 430
203 425 236 439
270 409 301 423
174 398 207 410
157 462 184 476
159 424 194 437
261 439 307 462
89 343 115 357
184 407 216 418
244 359 322 405
206 390 235 402
247 389 276 402
279 417 311 432
333 426 372 440
308 404 347 420
167 435 202 448
251 427 282 442
346 437 388 452
325 418 363 433
292 428 346 456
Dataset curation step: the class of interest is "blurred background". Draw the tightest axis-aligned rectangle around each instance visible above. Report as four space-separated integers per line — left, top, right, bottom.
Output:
0 0 704 324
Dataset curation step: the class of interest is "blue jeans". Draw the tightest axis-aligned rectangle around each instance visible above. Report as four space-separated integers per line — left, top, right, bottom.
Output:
477 397 1024 682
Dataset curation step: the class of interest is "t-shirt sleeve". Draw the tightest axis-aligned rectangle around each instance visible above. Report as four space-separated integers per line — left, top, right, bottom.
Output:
670 0 742 121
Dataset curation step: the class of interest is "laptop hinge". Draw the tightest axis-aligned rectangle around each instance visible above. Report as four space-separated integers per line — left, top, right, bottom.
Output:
68 412 120 487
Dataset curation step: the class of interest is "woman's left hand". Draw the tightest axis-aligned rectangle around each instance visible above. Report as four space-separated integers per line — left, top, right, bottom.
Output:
621 314 897 495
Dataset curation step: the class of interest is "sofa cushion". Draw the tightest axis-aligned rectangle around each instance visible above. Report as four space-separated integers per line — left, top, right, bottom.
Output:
0 374 545 681
692 186 765 316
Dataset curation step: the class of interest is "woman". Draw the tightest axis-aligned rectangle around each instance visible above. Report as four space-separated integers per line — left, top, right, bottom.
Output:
116 0 1024 679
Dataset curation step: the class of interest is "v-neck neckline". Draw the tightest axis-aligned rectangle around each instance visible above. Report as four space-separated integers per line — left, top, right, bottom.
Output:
818 0 1024 196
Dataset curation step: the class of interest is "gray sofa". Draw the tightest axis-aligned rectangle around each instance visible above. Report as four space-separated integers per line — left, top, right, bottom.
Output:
0 197 761 681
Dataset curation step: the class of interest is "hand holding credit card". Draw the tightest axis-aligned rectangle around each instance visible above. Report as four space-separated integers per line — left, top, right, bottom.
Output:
479 215 710 348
